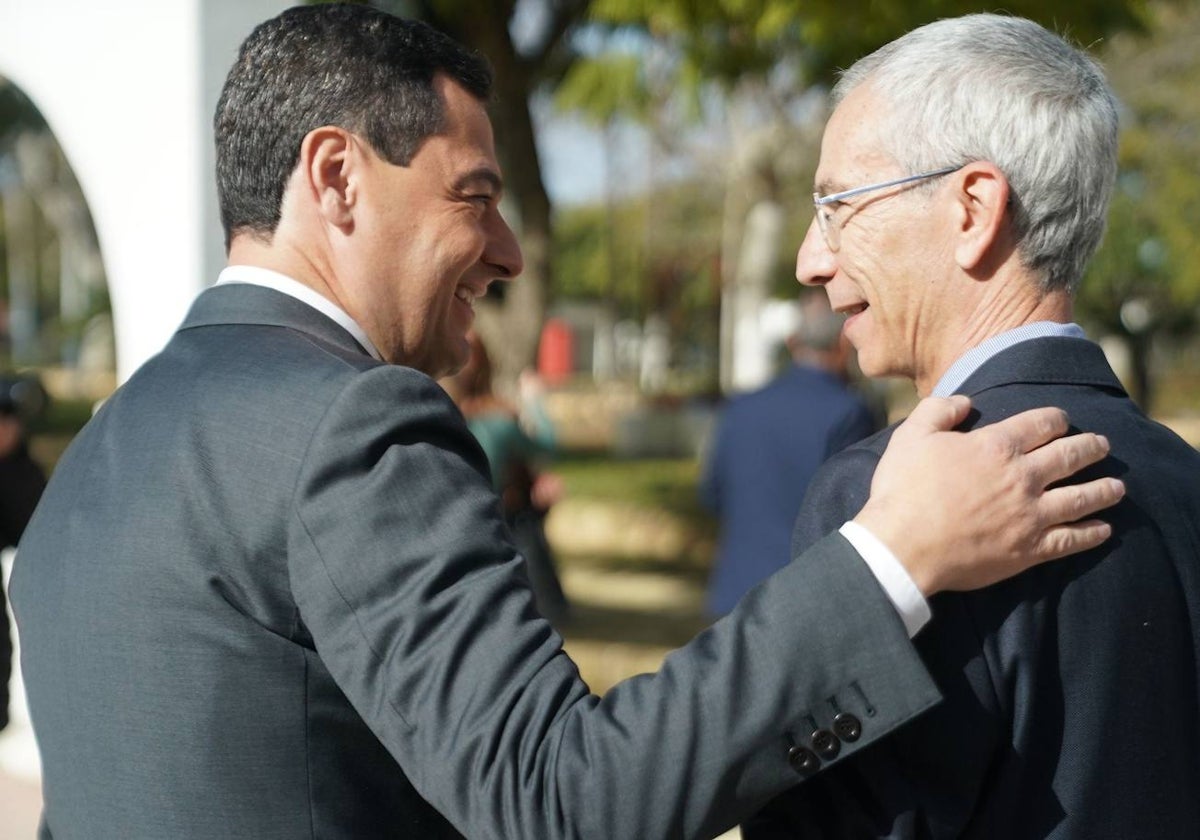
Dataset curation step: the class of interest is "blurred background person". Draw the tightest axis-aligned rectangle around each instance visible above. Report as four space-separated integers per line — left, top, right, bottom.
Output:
701 292 876 617
0 375 48 733
443 332 570 626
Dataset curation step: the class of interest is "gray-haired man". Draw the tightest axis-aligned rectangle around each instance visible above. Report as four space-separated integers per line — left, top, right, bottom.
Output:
748 14 1200 838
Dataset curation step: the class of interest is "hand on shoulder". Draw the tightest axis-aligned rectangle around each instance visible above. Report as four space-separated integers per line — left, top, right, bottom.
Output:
855 395 1124 595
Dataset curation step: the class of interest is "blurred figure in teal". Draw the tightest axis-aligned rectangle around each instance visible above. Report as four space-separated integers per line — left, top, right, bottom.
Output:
443 332 570 626
701 294 875 616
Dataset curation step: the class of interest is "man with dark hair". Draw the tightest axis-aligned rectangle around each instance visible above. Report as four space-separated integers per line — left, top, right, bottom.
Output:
213 2 492 250
12 6 1122 839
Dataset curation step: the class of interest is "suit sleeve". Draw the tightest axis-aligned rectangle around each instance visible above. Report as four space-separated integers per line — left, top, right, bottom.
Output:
754 441 1000 840
790 441 880 562
286 366 940 840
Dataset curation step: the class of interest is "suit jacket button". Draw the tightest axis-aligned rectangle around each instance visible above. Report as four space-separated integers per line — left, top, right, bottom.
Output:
811 728 841 759
787 745 821 777
833 712 862 742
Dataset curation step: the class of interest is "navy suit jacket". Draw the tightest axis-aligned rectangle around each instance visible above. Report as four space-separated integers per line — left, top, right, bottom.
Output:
702 365 876 615
12 284 940 840
746 336 1200 839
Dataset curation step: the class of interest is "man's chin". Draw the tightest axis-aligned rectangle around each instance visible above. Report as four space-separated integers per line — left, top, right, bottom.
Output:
854 350 890 381
439 359 466 380
435 338 471 379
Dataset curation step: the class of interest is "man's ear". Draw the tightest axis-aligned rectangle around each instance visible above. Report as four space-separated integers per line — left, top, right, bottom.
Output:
298 126 357 230
951 161 1010 273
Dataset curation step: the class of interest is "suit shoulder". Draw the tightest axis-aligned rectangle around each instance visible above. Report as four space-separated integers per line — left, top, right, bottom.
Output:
791 426 893 555
803 431 885 508
169 320 443 400
832 420 896 459
113 326 462 469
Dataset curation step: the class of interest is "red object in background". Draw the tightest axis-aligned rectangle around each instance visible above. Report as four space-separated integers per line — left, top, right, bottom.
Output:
537 318 574 384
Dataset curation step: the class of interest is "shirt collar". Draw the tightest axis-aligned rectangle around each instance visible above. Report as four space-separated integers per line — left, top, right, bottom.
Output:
931 321 1086 397
216 265 383 361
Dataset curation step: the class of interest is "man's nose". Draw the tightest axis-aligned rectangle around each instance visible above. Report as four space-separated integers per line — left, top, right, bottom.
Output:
485 212 524 280
796 218 835 287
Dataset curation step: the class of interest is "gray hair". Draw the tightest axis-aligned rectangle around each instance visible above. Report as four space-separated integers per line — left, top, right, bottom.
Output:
833 14 1119 294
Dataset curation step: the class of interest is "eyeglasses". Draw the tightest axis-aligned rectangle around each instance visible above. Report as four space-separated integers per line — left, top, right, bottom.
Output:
812 165 962 252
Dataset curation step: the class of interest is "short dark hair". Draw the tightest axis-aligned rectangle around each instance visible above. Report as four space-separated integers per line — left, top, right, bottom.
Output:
214 3 492 248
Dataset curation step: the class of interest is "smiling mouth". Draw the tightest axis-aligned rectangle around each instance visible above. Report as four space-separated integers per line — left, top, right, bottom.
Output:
838 302 869 317
454 287 478 308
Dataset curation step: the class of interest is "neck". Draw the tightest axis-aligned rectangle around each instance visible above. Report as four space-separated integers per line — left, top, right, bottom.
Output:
914 280 1072 396
226 234 347 314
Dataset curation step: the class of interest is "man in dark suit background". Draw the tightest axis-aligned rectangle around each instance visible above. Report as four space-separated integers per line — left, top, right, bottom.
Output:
702 292 877 616
11 6 1124 839
748 14 1200 838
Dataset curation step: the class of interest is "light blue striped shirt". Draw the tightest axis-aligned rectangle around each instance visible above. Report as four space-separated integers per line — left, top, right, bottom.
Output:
931 321 1086 397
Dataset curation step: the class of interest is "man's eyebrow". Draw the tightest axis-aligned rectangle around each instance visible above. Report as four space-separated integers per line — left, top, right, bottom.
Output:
814 177 844 196
453 168 504 196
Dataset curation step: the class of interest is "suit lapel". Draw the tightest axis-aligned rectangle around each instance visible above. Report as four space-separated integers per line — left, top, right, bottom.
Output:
176 283 371 358
955 337 1127 398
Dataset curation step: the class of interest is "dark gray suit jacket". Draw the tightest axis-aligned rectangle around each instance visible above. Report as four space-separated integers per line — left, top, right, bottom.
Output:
747 337 1200 839
13 284 939 839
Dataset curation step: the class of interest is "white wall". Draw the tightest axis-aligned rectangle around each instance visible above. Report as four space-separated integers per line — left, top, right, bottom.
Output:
0 0 288 790
0 0 288 381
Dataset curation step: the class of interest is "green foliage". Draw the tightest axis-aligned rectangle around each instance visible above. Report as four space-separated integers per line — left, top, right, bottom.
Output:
574 0 1152 124
552 178 724 317
1080 2 1200 341
0 79 46 150
1 81 111 374
554 452 707 522
553 55 649 124
553 202 643 306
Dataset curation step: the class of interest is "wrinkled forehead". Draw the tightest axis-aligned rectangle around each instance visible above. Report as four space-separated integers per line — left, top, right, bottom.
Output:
815 85 899 192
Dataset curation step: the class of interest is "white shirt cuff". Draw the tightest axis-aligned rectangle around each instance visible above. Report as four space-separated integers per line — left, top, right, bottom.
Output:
839 520 931 638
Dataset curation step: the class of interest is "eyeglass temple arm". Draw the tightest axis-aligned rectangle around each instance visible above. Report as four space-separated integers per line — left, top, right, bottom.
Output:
814 165 962 206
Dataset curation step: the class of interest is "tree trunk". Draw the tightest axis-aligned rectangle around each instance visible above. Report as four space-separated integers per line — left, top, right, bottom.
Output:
718 114 788 394
1127 330 1153 411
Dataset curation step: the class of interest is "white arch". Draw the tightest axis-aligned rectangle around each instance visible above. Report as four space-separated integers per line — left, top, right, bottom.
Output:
0 0 288 381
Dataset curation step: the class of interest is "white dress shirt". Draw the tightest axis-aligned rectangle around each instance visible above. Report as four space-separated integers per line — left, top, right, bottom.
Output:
217 265 383 361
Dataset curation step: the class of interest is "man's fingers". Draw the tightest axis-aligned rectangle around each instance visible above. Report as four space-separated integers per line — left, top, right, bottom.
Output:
1031 519 1116 565
1037 475 1125 528
984 406 1070 455
1022 431 1111 488
894 395 972 441
866 399 1124 596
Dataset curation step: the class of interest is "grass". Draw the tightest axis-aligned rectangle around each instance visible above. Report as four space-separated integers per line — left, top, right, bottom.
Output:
542 451 720 689
551 452 711 525
547 451 716 579
1153 364 1200 417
